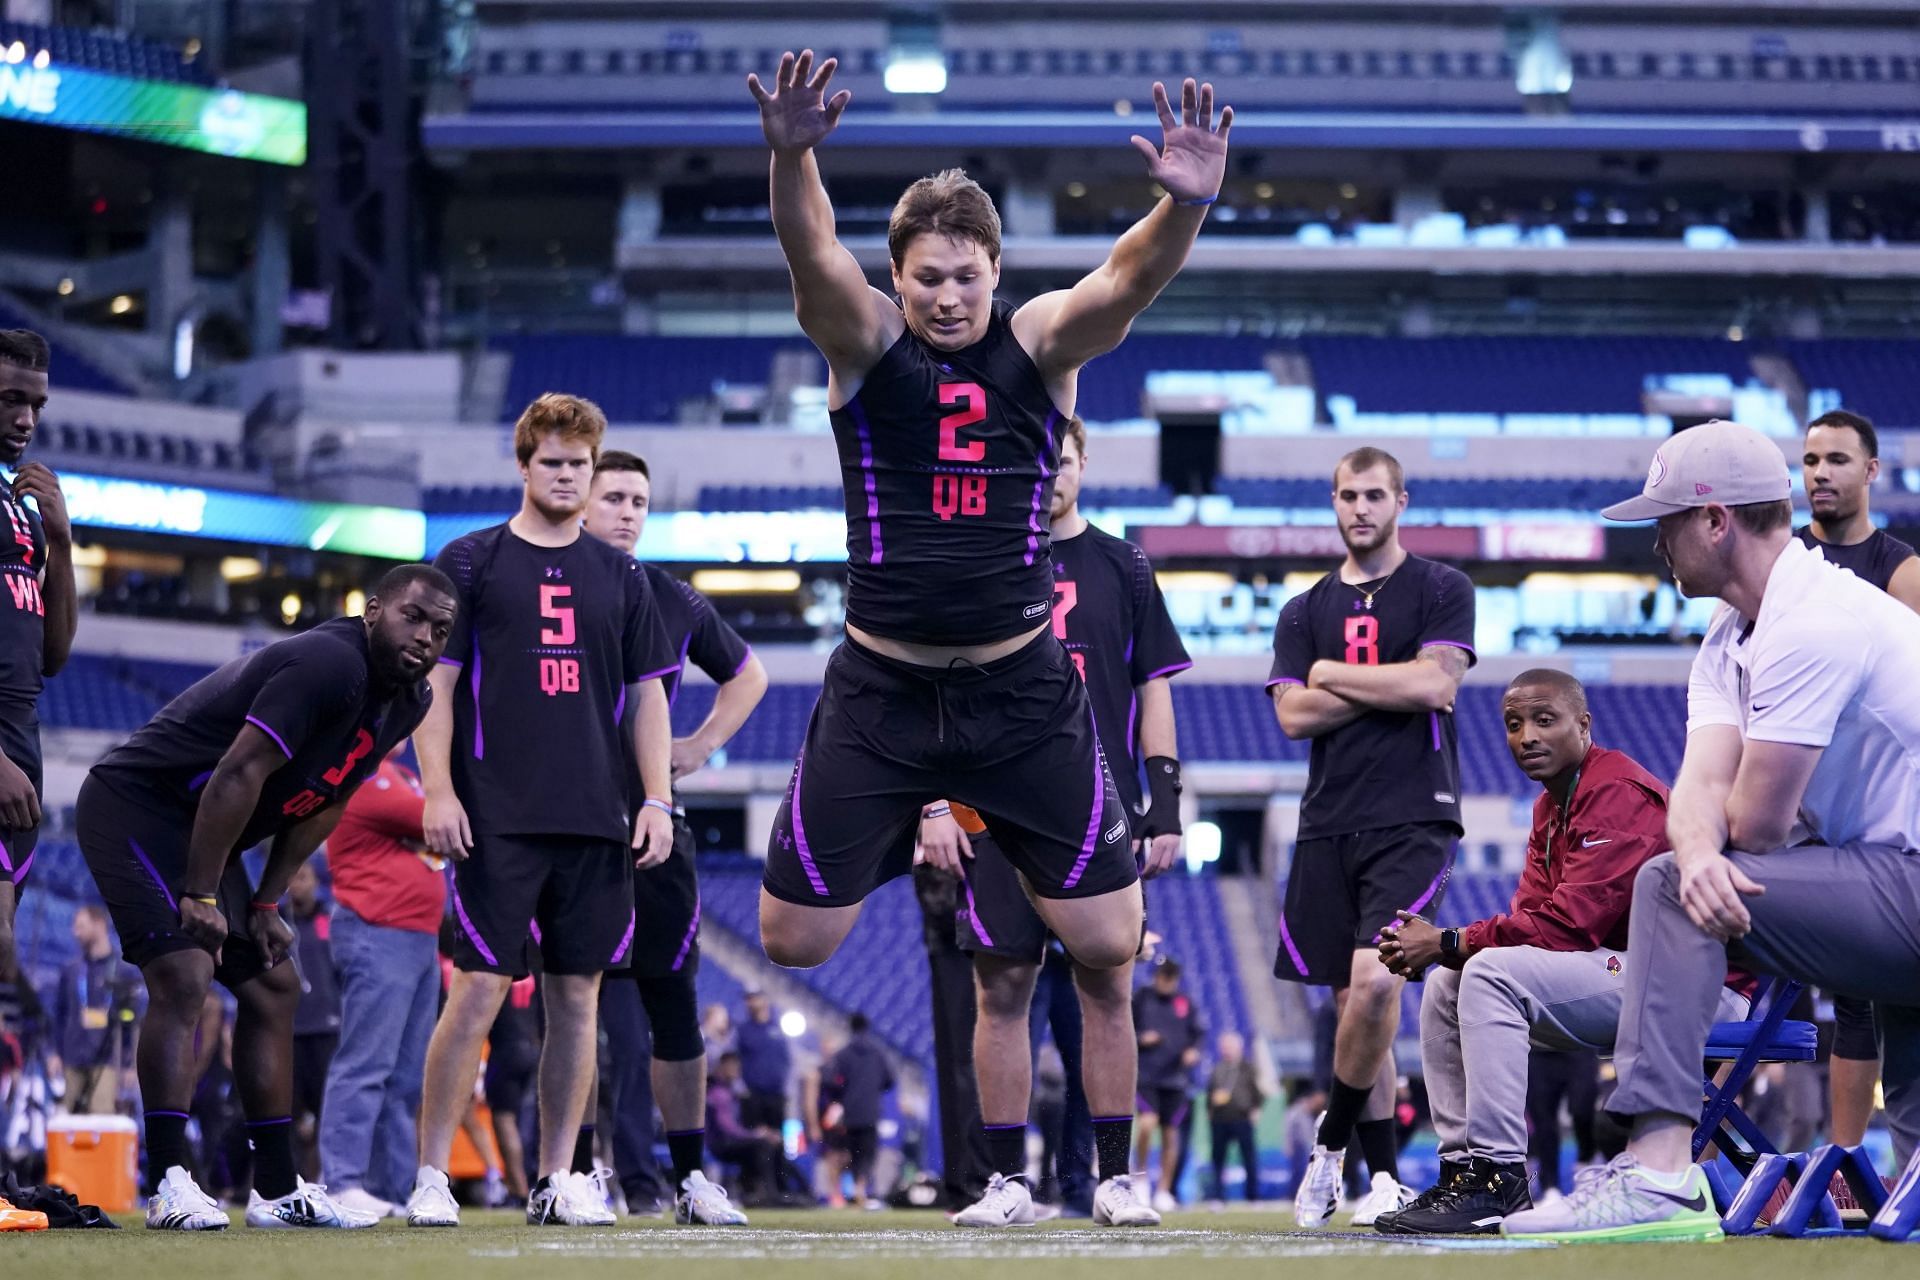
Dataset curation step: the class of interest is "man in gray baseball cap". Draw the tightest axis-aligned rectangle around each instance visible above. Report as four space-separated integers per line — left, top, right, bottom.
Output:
1502 419 1920 1245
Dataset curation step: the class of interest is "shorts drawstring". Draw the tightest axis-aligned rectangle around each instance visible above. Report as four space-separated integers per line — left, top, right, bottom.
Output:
930 656 981 746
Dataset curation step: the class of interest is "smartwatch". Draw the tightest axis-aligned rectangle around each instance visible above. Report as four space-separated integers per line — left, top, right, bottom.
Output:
1440 928 1462 962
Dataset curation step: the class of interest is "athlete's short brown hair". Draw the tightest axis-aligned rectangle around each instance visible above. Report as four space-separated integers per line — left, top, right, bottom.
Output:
888 169 1002 268
595 448 649 479
1334 446 1405 494
513 393 607 467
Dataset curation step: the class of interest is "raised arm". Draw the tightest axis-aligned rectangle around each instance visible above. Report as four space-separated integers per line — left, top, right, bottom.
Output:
1012 79 1232 375
748 50 902 384
13 463 76 675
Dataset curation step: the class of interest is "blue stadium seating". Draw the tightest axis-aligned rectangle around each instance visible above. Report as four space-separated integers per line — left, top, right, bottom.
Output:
0 300 134 396
1300 335 1754 414
1789 339 1920 430
495 335 822 424
1218 475 1631 510
0 20 212 85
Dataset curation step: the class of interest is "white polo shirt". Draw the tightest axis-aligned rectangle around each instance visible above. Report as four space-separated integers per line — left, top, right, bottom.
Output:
1688 537 1920 852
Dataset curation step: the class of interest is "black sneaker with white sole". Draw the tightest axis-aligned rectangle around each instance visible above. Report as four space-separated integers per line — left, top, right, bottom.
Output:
1373 1159 1531 1235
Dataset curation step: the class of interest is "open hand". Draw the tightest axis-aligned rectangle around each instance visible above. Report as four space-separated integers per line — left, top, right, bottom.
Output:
918 810 973 877
1129 79 1233 205
747 50 852 154
423 790 474 861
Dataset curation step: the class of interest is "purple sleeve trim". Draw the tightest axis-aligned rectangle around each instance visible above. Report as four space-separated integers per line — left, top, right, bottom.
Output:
727 648 756 680
436 656 464 669
245 715 295 759
1419 640 1477 655
1265 677 1305 690
635 665 681 684
1139 660 1194 683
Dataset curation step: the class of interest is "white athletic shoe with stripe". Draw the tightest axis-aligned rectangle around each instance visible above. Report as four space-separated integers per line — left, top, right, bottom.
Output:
1093 1174 1162 1227
527 1171 617 1225
245 1178 381 1229
146 1166 228 1231
953 1174 1037 1228
1292 1142 1345 1228
405 1165 461 1228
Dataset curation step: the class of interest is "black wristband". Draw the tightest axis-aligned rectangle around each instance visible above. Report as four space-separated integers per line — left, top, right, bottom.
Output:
1142 756 1182 837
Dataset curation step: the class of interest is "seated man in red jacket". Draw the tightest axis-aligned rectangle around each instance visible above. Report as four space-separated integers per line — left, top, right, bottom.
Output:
1371 669 1747 1235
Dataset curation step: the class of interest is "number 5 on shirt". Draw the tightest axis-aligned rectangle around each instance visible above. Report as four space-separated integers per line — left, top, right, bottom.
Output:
540 584 576 645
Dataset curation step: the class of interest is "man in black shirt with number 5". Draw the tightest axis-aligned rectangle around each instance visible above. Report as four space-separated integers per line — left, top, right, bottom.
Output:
1266 447 1476 1229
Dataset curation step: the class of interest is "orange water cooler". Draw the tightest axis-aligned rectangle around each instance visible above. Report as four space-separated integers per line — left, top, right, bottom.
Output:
46 1115 140 1214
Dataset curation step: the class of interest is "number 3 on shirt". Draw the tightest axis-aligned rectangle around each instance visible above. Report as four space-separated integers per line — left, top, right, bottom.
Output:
1344 614 1380 665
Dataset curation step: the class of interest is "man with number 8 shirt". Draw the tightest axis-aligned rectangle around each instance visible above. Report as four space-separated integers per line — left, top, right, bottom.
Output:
747 39 1229 1118
1266 447 1476 1229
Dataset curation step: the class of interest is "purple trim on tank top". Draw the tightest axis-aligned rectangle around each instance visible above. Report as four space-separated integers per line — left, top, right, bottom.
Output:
1402 854 1453 919
846 398 883 565
1141 661 1193 682
1024 410 1061 567
469 643 485 760
609 908 636 966
1276 909 1310 976
962 877 995 948
128 839 177 912
670 898 701 972
245 715 293 759
1061 705 1107 890
635 664 680 684
449 876 497 967
788 753 829 897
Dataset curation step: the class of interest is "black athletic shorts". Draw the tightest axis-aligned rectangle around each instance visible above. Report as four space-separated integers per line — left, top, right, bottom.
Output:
954 826 1148 966
1832 993 1880 1063
765 632 1135 909
1275 820 1456 987
0 714 42 890
449 832 636 977
1138 1086 1192 1129
75 774 281 989
608 813 700 981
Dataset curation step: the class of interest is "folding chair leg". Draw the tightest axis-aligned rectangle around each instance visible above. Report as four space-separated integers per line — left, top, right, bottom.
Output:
1770 1145 1844 1237
1870 1146 1920 1242
1722 1152 1799 1237
1835 1145 1889 1219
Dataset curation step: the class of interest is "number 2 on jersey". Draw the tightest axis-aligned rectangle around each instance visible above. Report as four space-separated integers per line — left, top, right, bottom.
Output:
1344 614 1380 665
932 383 989 521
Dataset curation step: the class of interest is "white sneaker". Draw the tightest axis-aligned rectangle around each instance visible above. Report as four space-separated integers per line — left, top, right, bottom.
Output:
406 1166 460 1228
1348 1172 1417 1226
1293 1143 1345 1227
332 1187 399 1220
245 1178 380 1229
584 1165 620 1219
675 1171 749 1226
1092 1174 1162 1227
528 1171 617 1226
952 1173 1036 1228
146 1165 229 1231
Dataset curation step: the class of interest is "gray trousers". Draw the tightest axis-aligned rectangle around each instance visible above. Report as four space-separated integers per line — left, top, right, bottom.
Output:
1611 848 1920 1165
1423 946 1748 1164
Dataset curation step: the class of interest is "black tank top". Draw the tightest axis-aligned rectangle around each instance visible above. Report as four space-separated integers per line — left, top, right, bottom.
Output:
829 300 1065 645
0 483 47 719
1795 525 1916 593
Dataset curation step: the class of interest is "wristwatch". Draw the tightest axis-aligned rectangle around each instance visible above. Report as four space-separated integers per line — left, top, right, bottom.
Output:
1439 928 1461 962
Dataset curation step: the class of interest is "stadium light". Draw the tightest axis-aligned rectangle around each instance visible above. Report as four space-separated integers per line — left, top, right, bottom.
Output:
884 50 946 95
779 1010 808 1038
1183 820 1221 876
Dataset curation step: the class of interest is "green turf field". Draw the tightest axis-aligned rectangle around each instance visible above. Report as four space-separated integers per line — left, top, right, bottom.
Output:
3 1208 1914 1279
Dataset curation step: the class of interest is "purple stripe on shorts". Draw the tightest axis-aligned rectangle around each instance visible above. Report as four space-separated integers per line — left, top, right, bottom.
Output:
1430 711 1441 751
1024 410 1061 567
1276 908 1310 976
609 908 636 967
128 839 177 913
245 715 293 759
1061 707 1106 891
1402 854 1454 919
670 897 702 972
529 919 543 947
15 849 31 883
962 877 995 948
1141 661 1193 682
470 643 485 760
450 876 498 967
788 753 829 897
612 684 626 724
0 835 11 874
847 398 883 565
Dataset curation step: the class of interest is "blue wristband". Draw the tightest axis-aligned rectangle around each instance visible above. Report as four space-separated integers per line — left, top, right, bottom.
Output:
1175 193 1219 207
643 798 675 817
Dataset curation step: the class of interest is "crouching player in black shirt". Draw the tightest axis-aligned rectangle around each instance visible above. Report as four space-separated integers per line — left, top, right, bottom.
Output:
79 564 454 1230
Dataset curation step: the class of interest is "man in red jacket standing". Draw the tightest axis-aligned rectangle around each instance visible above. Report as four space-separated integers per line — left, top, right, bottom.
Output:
318 746 445 1218
1370 669 1746 1235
